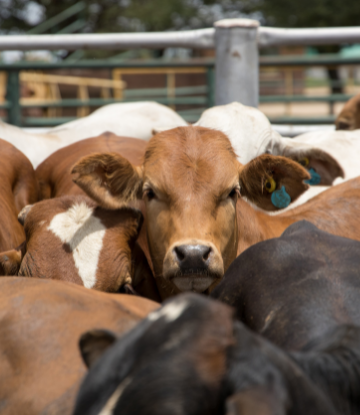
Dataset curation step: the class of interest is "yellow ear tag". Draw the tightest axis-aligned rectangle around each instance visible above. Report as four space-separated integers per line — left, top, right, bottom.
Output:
265 177 276 193
299 157 309 167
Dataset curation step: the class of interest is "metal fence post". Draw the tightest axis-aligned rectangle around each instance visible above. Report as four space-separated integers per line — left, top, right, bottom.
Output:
206 66 215 108
214 19 259 107
6 70 21 126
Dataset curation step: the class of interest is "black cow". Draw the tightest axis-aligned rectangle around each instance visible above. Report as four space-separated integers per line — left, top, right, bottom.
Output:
212 220 360 351
73 293 360 415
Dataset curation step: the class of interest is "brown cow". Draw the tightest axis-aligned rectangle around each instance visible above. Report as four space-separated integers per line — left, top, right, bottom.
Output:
35 132 147 199
335 92 360 130
0 195 160 301
236 175 360 255
71 126 314 299
0 277 158 415
0 138 38 251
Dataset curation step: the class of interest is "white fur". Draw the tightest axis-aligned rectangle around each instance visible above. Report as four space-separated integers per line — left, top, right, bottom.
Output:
196 102 360 207
48 202 106 289
148 298 190 323
0 102 187 168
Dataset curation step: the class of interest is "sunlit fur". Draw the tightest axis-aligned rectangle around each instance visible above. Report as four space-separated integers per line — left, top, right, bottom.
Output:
335 92 360 130
143 127 240 293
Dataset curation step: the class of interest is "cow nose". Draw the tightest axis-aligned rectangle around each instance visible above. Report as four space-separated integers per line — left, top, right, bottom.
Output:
173 244 212 269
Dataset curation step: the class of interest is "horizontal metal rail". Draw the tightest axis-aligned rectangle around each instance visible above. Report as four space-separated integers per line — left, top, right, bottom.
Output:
259 94 353 103
0 59 214 70
258 26 360 48
0 29 214 51
1 23 360 52
268 116 335 124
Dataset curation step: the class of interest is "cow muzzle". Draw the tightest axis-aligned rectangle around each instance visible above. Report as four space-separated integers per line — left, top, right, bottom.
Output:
163 241 224 293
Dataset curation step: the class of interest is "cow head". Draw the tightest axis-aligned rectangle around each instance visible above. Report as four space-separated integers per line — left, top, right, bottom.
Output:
0 196 144 293
72 126 310 295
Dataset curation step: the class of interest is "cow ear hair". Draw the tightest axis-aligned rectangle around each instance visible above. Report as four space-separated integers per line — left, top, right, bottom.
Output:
72 153 143 209
283 147 344 185
225 386 286 415
18 204 33 226
79 329 117 369
239 154 310 211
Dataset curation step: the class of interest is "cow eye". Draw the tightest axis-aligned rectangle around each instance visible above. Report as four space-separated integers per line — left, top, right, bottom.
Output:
228 188 239 199
144 188 156 201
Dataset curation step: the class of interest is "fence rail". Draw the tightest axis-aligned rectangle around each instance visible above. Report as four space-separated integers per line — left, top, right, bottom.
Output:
1 19 360 126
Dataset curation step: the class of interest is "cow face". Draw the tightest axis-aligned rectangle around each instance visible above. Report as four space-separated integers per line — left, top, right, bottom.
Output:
0 196 143 293
72 126 310 295
74 294 337 415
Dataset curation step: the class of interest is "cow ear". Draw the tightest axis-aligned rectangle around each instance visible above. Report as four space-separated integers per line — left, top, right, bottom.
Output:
79 329 117 369
335 118 351 131
18 204 33 226
225 386 286 415
283 148 344 185
72 153 143 209
0 248 23 275
239 154 310 211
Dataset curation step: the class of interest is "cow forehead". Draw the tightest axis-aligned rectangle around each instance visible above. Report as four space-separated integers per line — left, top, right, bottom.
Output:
143 126 240 192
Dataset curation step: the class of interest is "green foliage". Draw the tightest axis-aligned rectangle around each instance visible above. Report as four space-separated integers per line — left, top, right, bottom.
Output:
242 0 360 28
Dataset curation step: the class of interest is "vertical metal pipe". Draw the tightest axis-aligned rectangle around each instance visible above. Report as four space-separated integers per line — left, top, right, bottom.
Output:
214 19 259 107
6 70 21 126
206 66 215 108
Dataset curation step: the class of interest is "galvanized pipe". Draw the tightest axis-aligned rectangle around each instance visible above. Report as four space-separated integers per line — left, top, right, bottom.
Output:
215 19 259 107
258 26 360 47
0 28 214 51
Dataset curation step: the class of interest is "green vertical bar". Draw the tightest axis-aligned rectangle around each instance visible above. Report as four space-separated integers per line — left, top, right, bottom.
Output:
6 70 21 126
206 66 215 108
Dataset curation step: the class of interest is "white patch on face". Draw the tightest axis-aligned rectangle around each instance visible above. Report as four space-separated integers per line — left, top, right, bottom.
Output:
98 377 132 415
48 202 106 289
147 298 190 323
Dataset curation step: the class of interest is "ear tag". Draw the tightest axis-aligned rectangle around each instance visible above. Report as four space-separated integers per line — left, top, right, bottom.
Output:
305 168 321 185
271 186 291 209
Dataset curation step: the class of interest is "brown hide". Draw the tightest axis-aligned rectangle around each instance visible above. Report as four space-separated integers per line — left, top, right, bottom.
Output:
0 139 38 252
237 175 360 255
0 196 159 298
0 277 158 415
72 126 310 299
35 132 147 199
335 92 360 130
35 134 159 300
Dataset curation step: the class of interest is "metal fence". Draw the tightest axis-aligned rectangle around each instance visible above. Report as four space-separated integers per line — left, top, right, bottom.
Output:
1 19 360 126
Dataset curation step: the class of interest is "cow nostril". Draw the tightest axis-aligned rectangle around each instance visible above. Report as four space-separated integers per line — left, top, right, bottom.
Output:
174 246 186 262
202 246 211 261
173 244 212 265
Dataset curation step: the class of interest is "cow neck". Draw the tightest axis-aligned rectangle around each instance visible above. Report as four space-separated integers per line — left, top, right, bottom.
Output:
236 198 295 256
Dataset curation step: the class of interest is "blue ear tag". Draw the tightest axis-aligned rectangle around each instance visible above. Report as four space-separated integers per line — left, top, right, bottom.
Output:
305 168 321 185
271 186 291 209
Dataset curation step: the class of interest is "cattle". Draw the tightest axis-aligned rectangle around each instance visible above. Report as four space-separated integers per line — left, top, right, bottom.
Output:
73 293 360 415
47 101 188 142
335 92 360 130
71 125 318 298
35 132 147 199
72 125 360 298
0 138 38 252
212 221 360 351
0 102 186 168
196 102 360 207
0 195 160 301
0 277 159 415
